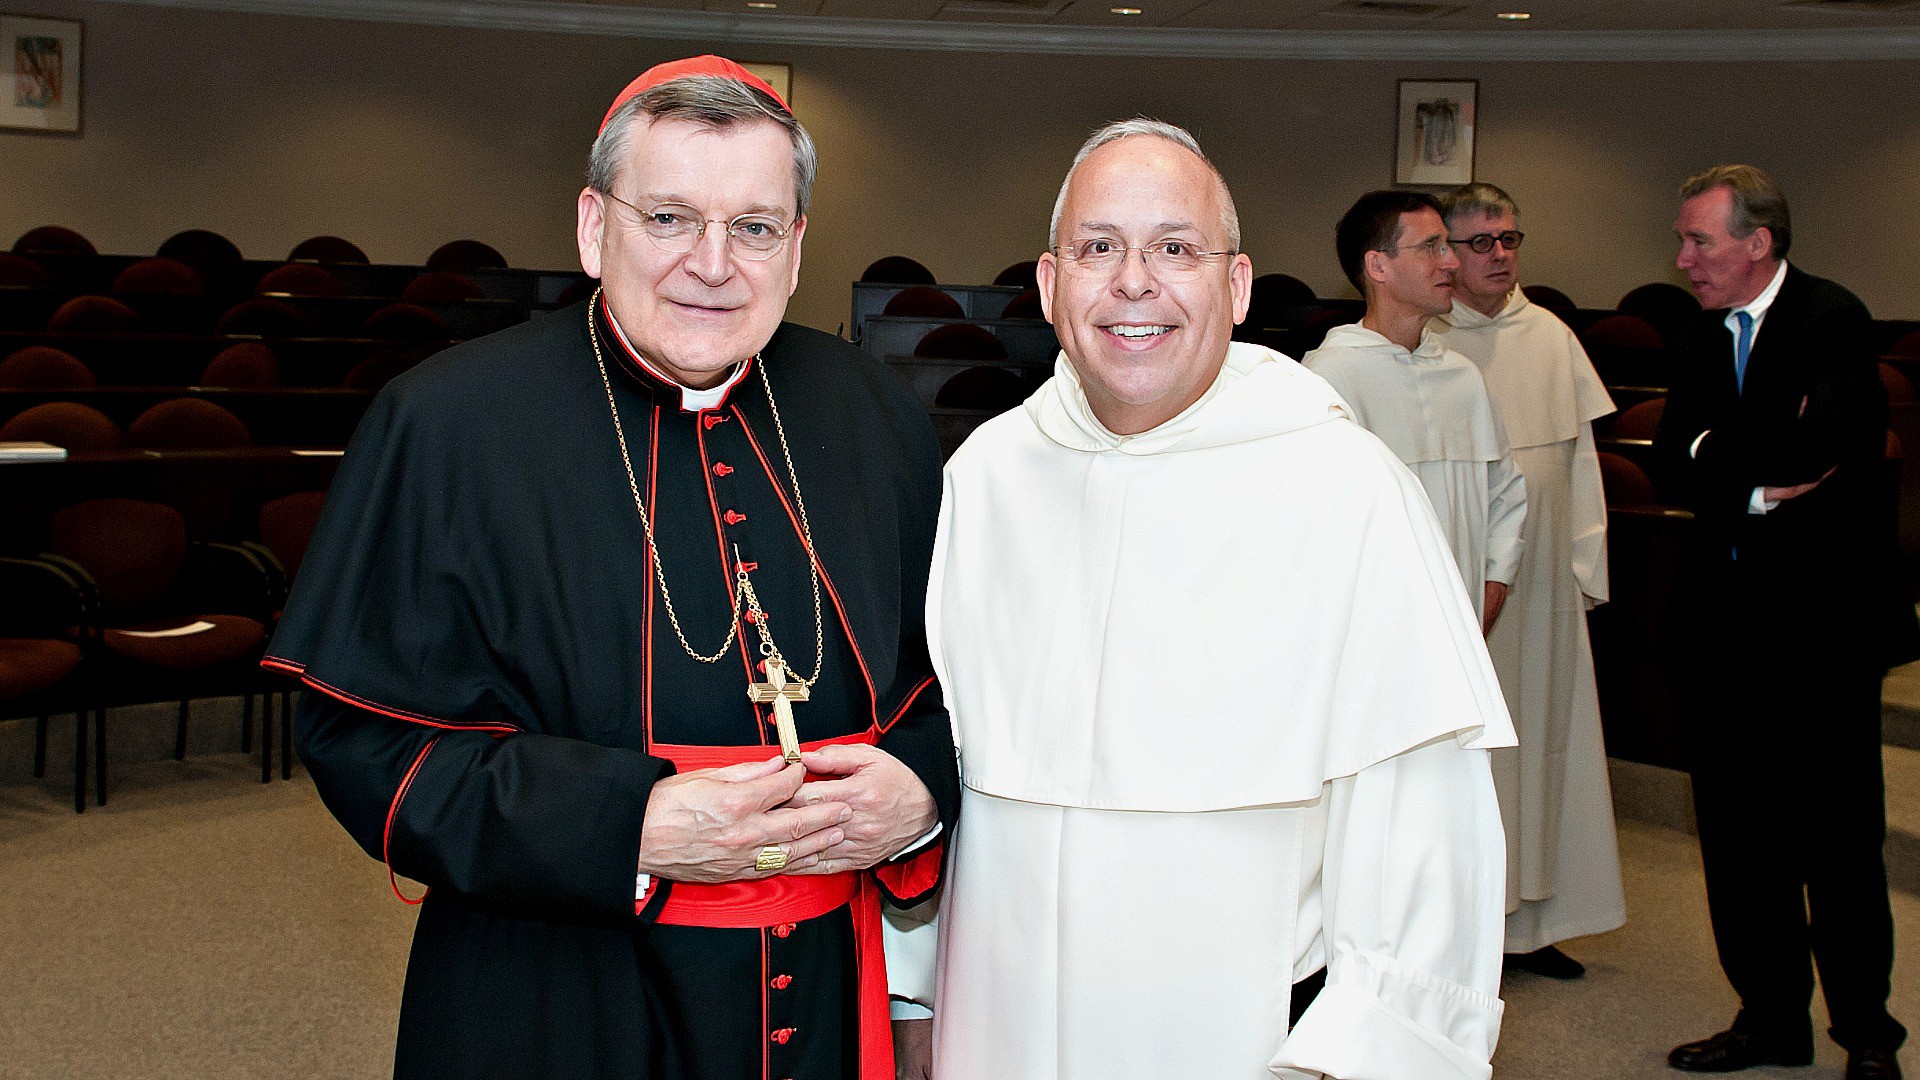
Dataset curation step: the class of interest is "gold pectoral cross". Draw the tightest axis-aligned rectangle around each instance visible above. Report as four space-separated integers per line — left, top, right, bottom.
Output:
748 658 810 763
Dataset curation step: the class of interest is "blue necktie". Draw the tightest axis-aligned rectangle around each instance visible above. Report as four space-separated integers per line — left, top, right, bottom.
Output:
1734 310 1754 393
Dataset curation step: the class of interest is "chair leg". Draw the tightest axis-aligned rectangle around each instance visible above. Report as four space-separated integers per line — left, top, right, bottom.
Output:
261 691 274 784
281 690 294 780
174 700 190 761
33 716 48 778
73 710 87 814
240 694 254 754
95 708 108 806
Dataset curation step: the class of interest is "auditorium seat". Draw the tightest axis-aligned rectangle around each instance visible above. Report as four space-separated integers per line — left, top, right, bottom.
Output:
1882 362 1915 405
1616 282 1700 344
199 343 280 389
1582 314 1666 352
1598 451 1657 507
157 229 243 270
993 261 1039 291
215 298 313 338
882 286 965 320
46 497 275 802
0 555 90 812
12 225 94 256
362 302 450 342
1000 289 1044 321
934 366 1028 411
112 257 205 297
427 240 507 272
344 347 428 392
1890 331 1920 360
914 324 1009 362
0 252 52 289
0 402 121 451
254 263 345 298
288 236 368 264
126 398 254 450
402 271 485 306
1246 273 1317 330
1611 398 1666 440
1299 306 1360 352
48 295 140 335
0 346 96 389
256 490 329 584
1522 284 1578 324
860 256 936 285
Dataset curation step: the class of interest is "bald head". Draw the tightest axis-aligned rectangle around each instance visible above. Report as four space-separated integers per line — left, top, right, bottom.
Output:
1048 119 1240 252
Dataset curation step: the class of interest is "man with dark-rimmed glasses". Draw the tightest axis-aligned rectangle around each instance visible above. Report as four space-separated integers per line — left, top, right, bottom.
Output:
270 55 958 1080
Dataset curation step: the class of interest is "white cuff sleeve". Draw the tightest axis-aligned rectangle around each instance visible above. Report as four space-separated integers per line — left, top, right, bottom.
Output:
1690 430 1709 457
888 821 944 862
1271 949 1501 1080
1748 487 1777 515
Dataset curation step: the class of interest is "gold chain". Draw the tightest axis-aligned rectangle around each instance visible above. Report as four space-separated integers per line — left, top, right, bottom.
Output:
588 291 825 683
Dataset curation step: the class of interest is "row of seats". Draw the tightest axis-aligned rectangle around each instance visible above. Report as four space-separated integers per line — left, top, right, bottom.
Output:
13 225 511 272
1 340 434 394
2 287 506 341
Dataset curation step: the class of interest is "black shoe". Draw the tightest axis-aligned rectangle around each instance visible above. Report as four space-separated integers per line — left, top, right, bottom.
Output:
1847 1048 1903 1080
1668 1029 1814 1072
1503 945 1586 979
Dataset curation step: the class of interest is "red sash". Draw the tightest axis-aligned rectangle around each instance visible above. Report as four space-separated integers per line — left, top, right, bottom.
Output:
647 731 895 1080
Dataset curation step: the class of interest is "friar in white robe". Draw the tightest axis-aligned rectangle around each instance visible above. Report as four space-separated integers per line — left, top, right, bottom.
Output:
1432 182 1625 972
890 121 1514 1080
1302 192 1526 632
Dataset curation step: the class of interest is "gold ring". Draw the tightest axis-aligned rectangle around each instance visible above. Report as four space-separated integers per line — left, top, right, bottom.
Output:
755 845 790 872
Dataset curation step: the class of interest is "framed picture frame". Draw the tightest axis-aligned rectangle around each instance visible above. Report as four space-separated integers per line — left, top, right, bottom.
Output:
2 13 81 134
741 61 792 108
1394 79 1475 187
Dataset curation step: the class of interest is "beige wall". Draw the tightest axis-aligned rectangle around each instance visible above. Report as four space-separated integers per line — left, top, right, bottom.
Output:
6 1 1918 329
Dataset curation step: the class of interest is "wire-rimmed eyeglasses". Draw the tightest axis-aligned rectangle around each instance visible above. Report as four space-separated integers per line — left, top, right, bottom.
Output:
600 190 794 261
1448 230 1525 255
1052 237 1236 278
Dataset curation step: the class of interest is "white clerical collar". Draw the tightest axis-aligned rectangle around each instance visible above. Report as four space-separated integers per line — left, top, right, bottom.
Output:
605 304 751 411
1322 321 1447 362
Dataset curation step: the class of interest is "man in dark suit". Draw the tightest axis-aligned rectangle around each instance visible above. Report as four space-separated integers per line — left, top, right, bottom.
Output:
1654 164 1919 1080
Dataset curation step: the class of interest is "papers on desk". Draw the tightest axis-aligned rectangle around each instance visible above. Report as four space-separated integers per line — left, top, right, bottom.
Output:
292 449 345 456
0 441 66 462
111 621 217 639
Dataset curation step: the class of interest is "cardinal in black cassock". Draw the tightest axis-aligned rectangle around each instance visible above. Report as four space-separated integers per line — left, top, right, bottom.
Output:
267 57 958 1080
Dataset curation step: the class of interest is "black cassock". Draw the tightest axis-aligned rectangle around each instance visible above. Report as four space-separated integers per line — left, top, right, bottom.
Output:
269 298 959 1080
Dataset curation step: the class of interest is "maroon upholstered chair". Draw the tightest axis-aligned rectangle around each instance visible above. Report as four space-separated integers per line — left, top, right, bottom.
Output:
48 295 140 335
994 260 1039 291
1598 451 1657 507
1000 289 1044 321
861 256 935 285
1247 273 1317 329
0 252 52 289
200 343 280 389
125 398 254 450
1582 314 1666 353
1610 398 1667 440
288 235 368 264
427 240 507 272
215 298 313 337
1 556 91 811
257 490 329 585
882 286 965 320
343 347 427 392
112 257 205 297
0 346 96 389
1522 284 1578 323
0 402 121 451
46 497 275 800
362 302 450 342
1880 362 1915 405
1616 282 1700 344
157 229 243 270
934 366 1027 411
12 226 94 256
915 324 1008 362
1889 332 1920 360
1299 306 1360 352
254 262 344 298
401 271 484 306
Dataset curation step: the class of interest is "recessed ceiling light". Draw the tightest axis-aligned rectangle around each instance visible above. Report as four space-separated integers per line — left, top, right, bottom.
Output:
747 1 777 8
1110 6 1143 14
1495 10 1531 18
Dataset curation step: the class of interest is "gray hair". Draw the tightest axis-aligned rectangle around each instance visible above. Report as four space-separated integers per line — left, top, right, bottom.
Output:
587 75 818 218
1047 118 1241 252
1439 182 1519 228
1680 163 1791 259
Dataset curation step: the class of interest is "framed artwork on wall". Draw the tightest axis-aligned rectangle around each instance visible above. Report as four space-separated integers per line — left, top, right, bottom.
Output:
2 13 82 134
1394 79 1475 187
742 61 792 108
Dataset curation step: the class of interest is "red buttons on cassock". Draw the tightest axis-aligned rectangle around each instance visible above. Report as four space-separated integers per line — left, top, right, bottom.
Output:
713 462 734 477
772 922 796 938
770 1027 796 1045
704 414 727 430
724 510 747 525
771 974 793 990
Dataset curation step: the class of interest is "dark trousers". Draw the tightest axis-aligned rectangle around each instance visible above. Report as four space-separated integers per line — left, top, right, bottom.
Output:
1678 566 1905 1054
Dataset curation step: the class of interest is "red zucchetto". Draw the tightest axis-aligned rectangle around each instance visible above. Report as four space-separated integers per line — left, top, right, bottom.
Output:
599 54 790 135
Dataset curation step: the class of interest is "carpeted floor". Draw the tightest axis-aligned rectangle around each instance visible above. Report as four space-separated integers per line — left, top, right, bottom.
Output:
1 721 1915 1079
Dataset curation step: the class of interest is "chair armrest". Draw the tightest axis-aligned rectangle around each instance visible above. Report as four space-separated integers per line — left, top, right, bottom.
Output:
184 541 279 620
0 556 95 638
